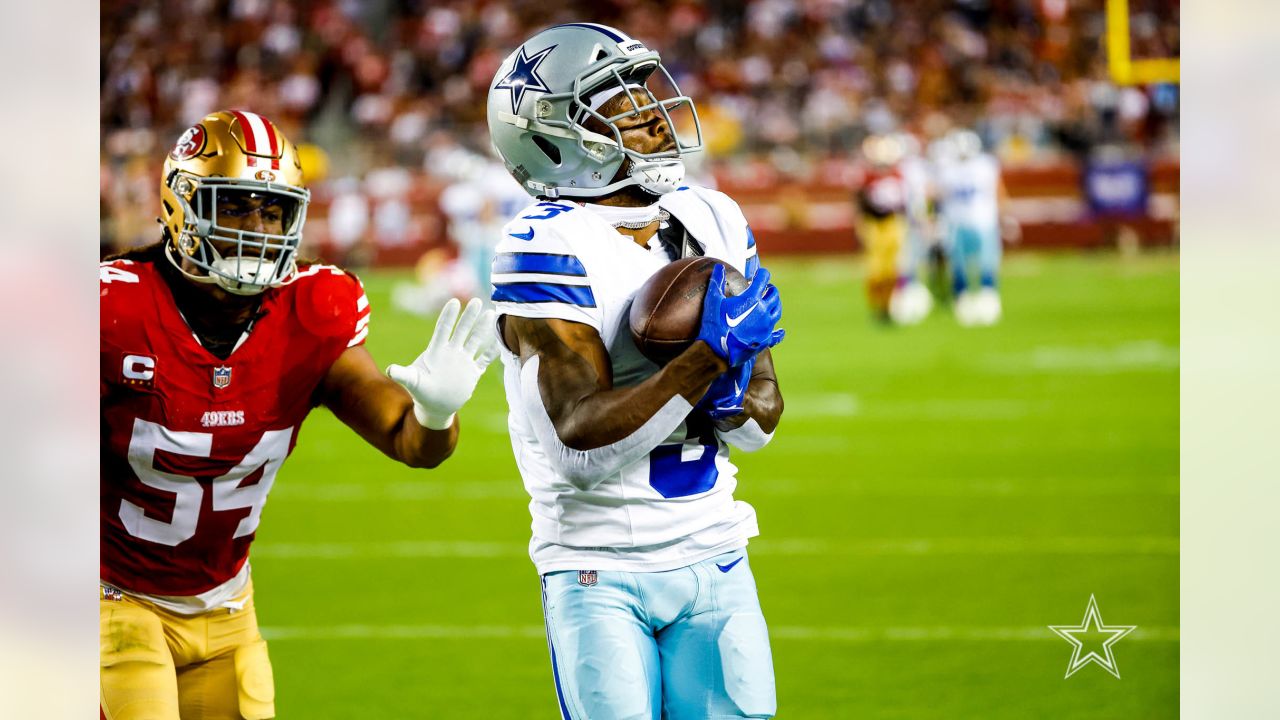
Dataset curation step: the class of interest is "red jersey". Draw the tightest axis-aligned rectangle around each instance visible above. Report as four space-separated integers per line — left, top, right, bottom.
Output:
858 167 907 218
100 257 370 596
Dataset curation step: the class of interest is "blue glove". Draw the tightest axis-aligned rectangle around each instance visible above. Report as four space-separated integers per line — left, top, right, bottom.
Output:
698 357 755 420
697 264 785 368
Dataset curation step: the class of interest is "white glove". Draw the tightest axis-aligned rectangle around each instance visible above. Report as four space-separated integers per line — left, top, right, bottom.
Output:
386 297 500 430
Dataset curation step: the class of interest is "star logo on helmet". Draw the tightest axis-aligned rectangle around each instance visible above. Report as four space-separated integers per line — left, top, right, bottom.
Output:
494 44 556 114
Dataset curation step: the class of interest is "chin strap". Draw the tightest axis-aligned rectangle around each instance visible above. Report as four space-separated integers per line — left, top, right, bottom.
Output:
630 158 685 195
162 233 291 296
543 157 686 199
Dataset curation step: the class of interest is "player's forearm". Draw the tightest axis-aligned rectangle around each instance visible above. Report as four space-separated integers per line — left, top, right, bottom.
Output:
716 375 783 433
392 406 459 468
554 341 727 451
714 348 783 433
325 374 457 469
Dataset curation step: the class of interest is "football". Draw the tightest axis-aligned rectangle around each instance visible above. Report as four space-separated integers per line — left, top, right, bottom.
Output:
629 257 749 365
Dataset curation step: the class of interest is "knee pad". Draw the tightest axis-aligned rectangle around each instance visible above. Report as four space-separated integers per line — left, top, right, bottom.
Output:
234 639 276 720
718 613 777 718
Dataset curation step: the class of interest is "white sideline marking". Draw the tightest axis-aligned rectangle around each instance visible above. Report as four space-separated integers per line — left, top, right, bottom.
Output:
986 341 1179 374
270 481 527 501
260 623 1178 643
255 540 522 559
748 476 1179 497
253 536 1177 560
783 393 859 418
271 475 1177 501
751 536 1178 556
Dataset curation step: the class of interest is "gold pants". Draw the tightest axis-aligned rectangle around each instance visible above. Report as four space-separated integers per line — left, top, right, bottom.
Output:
100 582 274 720
859 215 906 314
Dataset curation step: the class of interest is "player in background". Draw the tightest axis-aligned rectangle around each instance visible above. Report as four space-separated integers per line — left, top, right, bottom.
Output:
486 24 785 719
933 128 1020 326
443 155 532 297
888 131 936 325
395 148 532 316
854 133 909 322
100 111 498 720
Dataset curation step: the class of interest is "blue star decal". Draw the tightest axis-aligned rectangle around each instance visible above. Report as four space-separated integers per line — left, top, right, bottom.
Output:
494 44 556 114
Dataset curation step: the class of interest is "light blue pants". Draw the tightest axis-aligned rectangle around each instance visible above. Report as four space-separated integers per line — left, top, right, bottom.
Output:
947 223 1001 294
540 550 776 720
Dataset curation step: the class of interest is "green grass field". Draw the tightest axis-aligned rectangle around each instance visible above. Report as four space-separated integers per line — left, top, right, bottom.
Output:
254 252 1178 718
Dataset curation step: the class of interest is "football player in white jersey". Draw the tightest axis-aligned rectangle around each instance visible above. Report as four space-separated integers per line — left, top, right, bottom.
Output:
486 23 785 720
934 129 1018 325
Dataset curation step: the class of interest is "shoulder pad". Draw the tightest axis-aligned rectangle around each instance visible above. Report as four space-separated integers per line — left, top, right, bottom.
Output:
289 265 370 345
99 259 147 287
662 185 748 224
496 201 585 255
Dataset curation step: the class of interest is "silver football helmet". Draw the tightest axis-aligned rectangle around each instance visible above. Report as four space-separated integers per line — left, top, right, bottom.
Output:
947 129 983 160
486 23 703 199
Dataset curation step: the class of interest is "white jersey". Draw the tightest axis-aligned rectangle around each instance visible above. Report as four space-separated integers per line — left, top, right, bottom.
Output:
936 154 1001 231
439 163 531 251
492 186 763 574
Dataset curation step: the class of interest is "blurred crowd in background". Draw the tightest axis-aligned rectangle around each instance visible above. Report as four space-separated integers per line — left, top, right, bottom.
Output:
100 0 1180 259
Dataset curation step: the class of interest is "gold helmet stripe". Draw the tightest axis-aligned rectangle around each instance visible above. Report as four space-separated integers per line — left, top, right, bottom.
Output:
229 110 281 170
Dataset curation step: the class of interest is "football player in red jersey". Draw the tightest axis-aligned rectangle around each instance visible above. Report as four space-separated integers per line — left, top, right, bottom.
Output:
100 110 500 720
855 133 910 322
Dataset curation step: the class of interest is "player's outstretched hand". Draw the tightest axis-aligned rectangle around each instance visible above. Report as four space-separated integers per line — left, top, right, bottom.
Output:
697 356 754 420
387 297 500 430
697 264 784 368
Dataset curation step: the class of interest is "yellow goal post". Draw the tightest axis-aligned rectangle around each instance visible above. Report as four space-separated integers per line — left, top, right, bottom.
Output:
1107 0 1180 85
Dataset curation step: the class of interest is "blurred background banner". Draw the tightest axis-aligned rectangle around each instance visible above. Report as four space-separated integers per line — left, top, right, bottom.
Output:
101 0 1179 263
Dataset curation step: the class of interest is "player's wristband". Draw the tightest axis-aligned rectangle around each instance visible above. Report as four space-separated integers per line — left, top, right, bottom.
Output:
716 417 774 452
413 404 455 431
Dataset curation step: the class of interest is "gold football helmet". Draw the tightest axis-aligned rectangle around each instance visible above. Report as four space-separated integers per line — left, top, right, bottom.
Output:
160 110 310 295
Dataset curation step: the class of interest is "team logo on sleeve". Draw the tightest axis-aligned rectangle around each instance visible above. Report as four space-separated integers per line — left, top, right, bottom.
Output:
212 366 233 389
577 570 598 587
122 353 156 387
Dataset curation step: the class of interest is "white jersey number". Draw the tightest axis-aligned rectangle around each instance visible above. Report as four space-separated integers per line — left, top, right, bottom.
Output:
121 418 292 546
100 266 140 284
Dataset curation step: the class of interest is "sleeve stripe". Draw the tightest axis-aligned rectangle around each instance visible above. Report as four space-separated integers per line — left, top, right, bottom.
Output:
492 282 596 308
356 294 369 311
491 271 591 286
347 326 369 347
492 253 587 277
355 314 371 332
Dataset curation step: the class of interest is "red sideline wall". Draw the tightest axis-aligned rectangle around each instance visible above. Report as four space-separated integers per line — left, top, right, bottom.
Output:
302 159 1179 265
722 159 1180 256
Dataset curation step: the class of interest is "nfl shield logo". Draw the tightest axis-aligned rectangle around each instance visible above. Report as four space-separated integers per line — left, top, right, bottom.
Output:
213 366 232 389
577 570 598 587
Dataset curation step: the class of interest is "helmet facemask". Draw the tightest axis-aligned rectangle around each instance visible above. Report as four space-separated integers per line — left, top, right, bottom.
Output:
164 173 310 296
568 61 702 196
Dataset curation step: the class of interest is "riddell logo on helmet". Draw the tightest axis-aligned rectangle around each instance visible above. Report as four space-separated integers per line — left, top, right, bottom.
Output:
170 124 206 161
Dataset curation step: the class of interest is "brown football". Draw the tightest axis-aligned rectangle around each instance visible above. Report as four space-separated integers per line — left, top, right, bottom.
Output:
629 257 748 365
